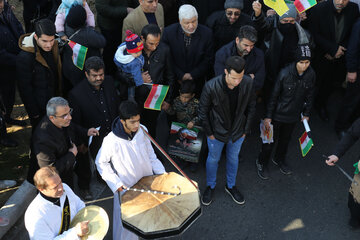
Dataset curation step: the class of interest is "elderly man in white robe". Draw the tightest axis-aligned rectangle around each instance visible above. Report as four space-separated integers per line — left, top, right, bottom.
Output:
25 166 89 240
96 100 166 240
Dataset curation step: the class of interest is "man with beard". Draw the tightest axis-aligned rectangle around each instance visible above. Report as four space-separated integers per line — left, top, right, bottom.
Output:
206 0 255 50
162 4 213 95
214 25 265 91
252 2 312 101
96 100 166 240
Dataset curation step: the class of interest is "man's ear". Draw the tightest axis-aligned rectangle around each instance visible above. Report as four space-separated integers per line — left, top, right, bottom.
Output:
34 33 38 41
224 69 229 75
235 37 240 45
85 71 89 79
49 115 55 121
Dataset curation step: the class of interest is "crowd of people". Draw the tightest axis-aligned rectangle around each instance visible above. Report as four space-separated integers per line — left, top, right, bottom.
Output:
2 0 360 238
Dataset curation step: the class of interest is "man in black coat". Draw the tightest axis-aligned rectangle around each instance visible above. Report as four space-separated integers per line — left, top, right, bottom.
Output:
206 0 254 51
17 19 62 129
162 4 214 95
0 0 26 126
199 56 256 206
27 97 99 193
68 57 119 162
309 0 359 122
214 25 265 91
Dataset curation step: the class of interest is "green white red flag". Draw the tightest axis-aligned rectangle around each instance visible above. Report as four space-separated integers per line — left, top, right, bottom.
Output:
144 84 169 111
294 0 317 13
68 40 88 70
299 131 313 157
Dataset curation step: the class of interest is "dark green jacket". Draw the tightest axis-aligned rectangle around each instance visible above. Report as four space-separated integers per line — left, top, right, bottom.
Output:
95 0 128 31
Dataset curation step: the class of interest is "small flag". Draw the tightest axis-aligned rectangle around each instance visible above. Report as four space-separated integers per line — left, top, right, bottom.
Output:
299 131 313 157
170 122 198 140
264 0 289 16
294 0 317 13
68 40 88 70
144 84 169 111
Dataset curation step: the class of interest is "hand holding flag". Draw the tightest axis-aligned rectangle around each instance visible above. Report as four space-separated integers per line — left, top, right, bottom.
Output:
299 114 313 157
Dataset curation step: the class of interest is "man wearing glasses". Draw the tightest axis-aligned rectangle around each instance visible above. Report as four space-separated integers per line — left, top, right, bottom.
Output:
27 97 99 194
206 0 255 51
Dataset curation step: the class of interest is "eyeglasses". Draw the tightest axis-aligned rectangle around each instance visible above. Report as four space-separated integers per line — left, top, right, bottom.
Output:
226 11 241 17
54 108 73 119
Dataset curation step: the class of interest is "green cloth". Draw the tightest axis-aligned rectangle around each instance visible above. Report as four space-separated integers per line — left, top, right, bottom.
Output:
354 162 359 175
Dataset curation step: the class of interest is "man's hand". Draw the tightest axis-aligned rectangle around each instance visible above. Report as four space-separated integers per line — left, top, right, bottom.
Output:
76 220 90 237
347 72 357 83
117 185 127 192
324 54 334 60
301 116 309 122
241 134 246 138
182 73 193 81
60 35 68 41
187 121 194 129
208 135 215 140
249 73 255 79
299 12 307 21
69 143 78 157
326 155 339 166
87 128 99 137
142 71 152 83
334 46 346 59
161 101 170 111
252 1 262 17
264 118 272 132
266 9 276 17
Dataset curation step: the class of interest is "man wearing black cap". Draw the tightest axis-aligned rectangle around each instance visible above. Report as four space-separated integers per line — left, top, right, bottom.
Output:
256 45 315 179
206 0 255 50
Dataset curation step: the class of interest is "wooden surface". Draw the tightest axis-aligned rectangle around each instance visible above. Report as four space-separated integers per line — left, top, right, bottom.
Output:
121 172 200 233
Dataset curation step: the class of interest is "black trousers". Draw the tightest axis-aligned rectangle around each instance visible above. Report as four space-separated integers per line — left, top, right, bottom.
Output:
74 152 91 190
335 78 360 131
100 27 122 76
258 121 296 165
0 67 16 121
349 192 360 221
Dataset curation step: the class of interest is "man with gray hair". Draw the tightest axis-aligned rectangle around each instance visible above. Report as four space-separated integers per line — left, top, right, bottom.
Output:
162 4 214 95
27 97 99 195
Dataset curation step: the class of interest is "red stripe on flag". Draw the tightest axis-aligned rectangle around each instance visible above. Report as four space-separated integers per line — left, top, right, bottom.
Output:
294 0 305 12
300 131 308 143
68 40 76 49
144 84 158 107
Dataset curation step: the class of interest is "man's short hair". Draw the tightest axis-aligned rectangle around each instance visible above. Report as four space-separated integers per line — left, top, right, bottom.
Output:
180 80 196 94
178 4 198 22
46 97 69 117
33 166 59 190
84 56 105 74
34 19 56 37
225 56 246 74
118 100 140 120
237 25 257 43
141 24 161 40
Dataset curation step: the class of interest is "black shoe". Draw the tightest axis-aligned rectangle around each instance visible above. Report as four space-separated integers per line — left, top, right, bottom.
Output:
318 107 329 122
201 186 214 206
349 217 360 229
336 130 347 140
225 185 245 205
256 159 269 180
6 118 27 126
272 159 292 175
0 137 18 147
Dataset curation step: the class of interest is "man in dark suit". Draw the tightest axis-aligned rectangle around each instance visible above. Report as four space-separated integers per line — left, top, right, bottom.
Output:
309 0 359 124
162 4 214 96
68 57 120 195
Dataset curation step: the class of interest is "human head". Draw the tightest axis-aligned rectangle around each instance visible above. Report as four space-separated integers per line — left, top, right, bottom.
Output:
47 97 72 128
179 80 196 103
119 100 141 133
224 0 243 24
295 44 311 74
34 19 56 52
139 0 158 13
34 166 64 198
224 56 245 89
179 4 198 34
141 24 161 53
84 56 105 89
279 4 297 24
125 30 144 57
333 0 349 11
65 4 86 29
235 25 257 56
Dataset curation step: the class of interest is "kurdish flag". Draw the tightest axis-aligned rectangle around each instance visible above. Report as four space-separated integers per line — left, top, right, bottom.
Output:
264 0 289 17
170 122 199 140
294 0 317 13
68 40 88 70
299 131 313 157
144 84 169 111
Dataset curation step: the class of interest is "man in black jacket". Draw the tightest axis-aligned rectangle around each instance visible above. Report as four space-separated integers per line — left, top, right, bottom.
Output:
214 25 265 91
309 0 359 122
17 19 62 129
199 56 256 206
162 4 214 95
0 0 26 126
256 45 315 179
206 0 254 51
27 97 99 192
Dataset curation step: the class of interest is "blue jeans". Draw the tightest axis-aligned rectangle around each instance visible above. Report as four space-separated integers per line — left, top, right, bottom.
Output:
206 136 245 189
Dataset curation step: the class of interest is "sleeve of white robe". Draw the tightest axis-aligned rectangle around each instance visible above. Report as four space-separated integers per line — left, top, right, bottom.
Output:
95 138 124 193
143 132 166 175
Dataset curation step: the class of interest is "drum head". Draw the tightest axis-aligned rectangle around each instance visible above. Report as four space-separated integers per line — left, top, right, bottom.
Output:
121 172 201 239
69 205 109 240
